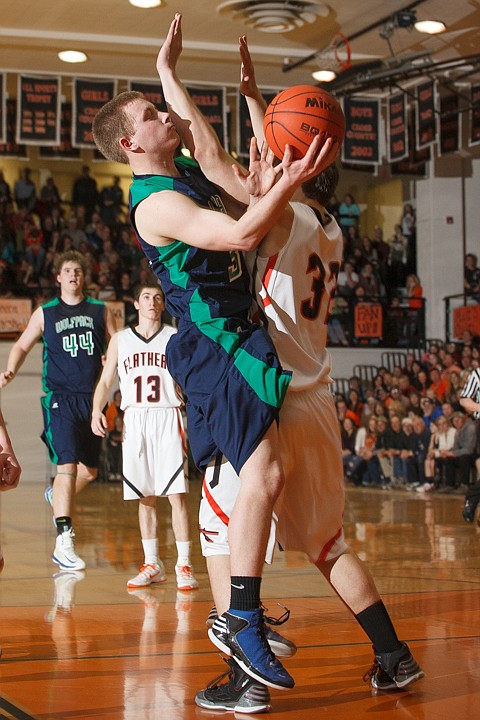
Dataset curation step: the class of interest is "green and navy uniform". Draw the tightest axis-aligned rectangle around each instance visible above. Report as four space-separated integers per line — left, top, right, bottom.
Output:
40 296 106 466
129 156 291 473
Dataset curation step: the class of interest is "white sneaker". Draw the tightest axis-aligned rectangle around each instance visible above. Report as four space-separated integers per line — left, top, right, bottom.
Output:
175 564 199 591
127 561 166 588
52 528 86 571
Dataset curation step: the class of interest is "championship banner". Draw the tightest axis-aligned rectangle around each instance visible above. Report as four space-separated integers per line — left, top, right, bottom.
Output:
237 90 278 157
0 298 32 335
16 75 60 146
0 100 27 158
0 74 5 144
391 107 430 177
416 80 437 149
186 86 227 149
39 102 80 159
387 93 408 162
72 79 116 148
439 94 459 155
342 97 380 165
453 304 480 338
469 84 480 146
129 81 167 112
354 302 383 340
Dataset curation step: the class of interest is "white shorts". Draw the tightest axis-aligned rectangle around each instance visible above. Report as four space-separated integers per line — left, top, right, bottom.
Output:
122 407 188 500
199 385 347 564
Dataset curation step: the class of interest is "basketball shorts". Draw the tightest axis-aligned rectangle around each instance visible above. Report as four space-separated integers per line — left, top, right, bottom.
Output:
166 320 291 474
41 392 102 468
122 406 188 500
199 384 347 564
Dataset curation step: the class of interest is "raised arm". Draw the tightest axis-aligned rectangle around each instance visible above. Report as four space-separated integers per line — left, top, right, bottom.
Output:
91 333 119 438
157 13 249 204
239 36 267 146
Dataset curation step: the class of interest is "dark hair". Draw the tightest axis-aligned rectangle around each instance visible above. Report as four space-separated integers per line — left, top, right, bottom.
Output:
301 163 339 206
133 281 164 302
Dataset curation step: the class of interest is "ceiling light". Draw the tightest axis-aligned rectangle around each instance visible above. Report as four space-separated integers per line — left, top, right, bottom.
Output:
312 69 336 82
414 20 446 34
217 1 329 34
129 0 162 8
58 50 88 64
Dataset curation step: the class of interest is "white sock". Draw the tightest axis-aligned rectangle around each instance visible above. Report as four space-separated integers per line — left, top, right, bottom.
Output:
142 538 159 566
176 540 191 567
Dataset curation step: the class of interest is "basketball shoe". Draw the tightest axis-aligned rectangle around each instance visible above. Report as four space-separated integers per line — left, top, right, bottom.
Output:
209 608 295 690
195 657 271 714
44 485 53 506
127 561 166 588
206 605 297 657
52 528 86 571
175 564 198 591
365 642 424 690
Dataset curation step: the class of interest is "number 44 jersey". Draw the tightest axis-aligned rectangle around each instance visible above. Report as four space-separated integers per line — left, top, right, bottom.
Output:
41 296 107 394
117 325 181 410
250 202 343 391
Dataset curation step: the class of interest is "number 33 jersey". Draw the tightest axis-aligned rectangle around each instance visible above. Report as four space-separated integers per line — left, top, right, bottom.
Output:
117 325 181 410
41 296 106 394
250 202 343 391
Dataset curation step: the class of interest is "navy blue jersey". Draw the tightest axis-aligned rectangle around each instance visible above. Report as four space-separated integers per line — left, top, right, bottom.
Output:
129 156 252 331
41 297 107 394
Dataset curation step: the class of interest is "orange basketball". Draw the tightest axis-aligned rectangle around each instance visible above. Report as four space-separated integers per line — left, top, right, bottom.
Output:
263 85 345 160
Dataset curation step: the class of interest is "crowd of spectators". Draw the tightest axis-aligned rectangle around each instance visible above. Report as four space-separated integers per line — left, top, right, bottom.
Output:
337 338 480 493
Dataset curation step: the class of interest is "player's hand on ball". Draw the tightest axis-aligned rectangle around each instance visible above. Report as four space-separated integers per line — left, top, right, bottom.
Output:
280 135 339 184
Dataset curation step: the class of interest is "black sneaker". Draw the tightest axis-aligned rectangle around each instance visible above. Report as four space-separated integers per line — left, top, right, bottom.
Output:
365 642 424 690
208 608 295 690
206 605 297 657
195 658 271 714
462 498 477 523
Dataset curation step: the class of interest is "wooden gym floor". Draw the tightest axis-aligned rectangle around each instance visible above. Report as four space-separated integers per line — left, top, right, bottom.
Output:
0 345 479 719
0 479 479 720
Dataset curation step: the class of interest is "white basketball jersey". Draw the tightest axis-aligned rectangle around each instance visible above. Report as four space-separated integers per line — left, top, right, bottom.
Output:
250 202 343 390
117 325 181 409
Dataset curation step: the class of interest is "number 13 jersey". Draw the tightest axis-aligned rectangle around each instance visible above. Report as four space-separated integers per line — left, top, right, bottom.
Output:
117 325 181 410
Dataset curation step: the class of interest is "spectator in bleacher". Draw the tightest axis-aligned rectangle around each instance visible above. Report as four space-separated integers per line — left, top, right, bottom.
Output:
99 176 124 227
0 171 12 218
444 371 463 407
436 412 477 492
398 417 417 484
338 193 361 237
335 397 348 423
419 415 457 493
354 415 383 486
429 366 450 402
388 223 408 289
105 389 123 433
341 416 358 483
377 413 404 485
401 203 416 273
14 167 36 211
360 235 378 266
24 226 45 280
358 261 380 298
420 396 442 429
116 272 136 325
441 352 462 380
38 176 61 217
406 274 422 309
337 259 359 297
64 215 88 249
464 253 480 300
106 414 124 481
372 226 390 280
412 367 430 396
327 297 349 346
346 388 363 427
348 375 365 402
72 166 98 222
411 415 431 488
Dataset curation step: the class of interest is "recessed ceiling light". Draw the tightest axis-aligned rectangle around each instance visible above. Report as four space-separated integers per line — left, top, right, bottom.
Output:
312 69 337 82
58 50 88 64
129 0 162 8
414 20 446 34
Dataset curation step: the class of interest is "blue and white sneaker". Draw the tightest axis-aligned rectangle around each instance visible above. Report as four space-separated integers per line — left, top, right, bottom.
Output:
44 485 53 506
208 608 295 690
206 605 297 657
52 528 86 571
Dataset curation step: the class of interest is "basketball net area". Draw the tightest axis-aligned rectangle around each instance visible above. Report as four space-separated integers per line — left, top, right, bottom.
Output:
313 33 351 82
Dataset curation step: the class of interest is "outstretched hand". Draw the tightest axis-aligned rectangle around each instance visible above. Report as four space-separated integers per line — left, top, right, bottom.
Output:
233 137 281 200
239 36 263 103
157 12 183 75
279 135 340 187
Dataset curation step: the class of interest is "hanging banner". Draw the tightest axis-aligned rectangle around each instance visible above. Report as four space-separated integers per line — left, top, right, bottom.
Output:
0 74 5 144
439 94 459 155
16 75 60 145
129 81 167 112
342 97 380 165
391 107 429 176
237 90 278 157
469 83 480 146
39 102 80 159
72 78 116 148
186 86 227 150
387 93 408 162
0 100 27 158
416 80 437 149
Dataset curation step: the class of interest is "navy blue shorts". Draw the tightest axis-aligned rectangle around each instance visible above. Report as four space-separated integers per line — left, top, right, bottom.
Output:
41 392 102 468
166 320 291 474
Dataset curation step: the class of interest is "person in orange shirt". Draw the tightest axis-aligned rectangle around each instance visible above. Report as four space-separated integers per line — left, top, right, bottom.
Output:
105 389 123 433
429 367 450 402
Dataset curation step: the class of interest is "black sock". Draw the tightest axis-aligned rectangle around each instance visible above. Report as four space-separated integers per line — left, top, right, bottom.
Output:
355 600 402 654
55 516 72 535
230 576 261 611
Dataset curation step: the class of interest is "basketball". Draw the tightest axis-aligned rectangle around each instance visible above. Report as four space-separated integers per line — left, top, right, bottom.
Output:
263 85 345 160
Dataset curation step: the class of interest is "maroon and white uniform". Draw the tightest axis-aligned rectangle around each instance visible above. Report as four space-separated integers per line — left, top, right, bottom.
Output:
200 202 347 564
118 325 188 500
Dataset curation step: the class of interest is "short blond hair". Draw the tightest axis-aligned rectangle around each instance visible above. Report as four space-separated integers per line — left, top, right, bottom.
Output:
92 91 144 164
